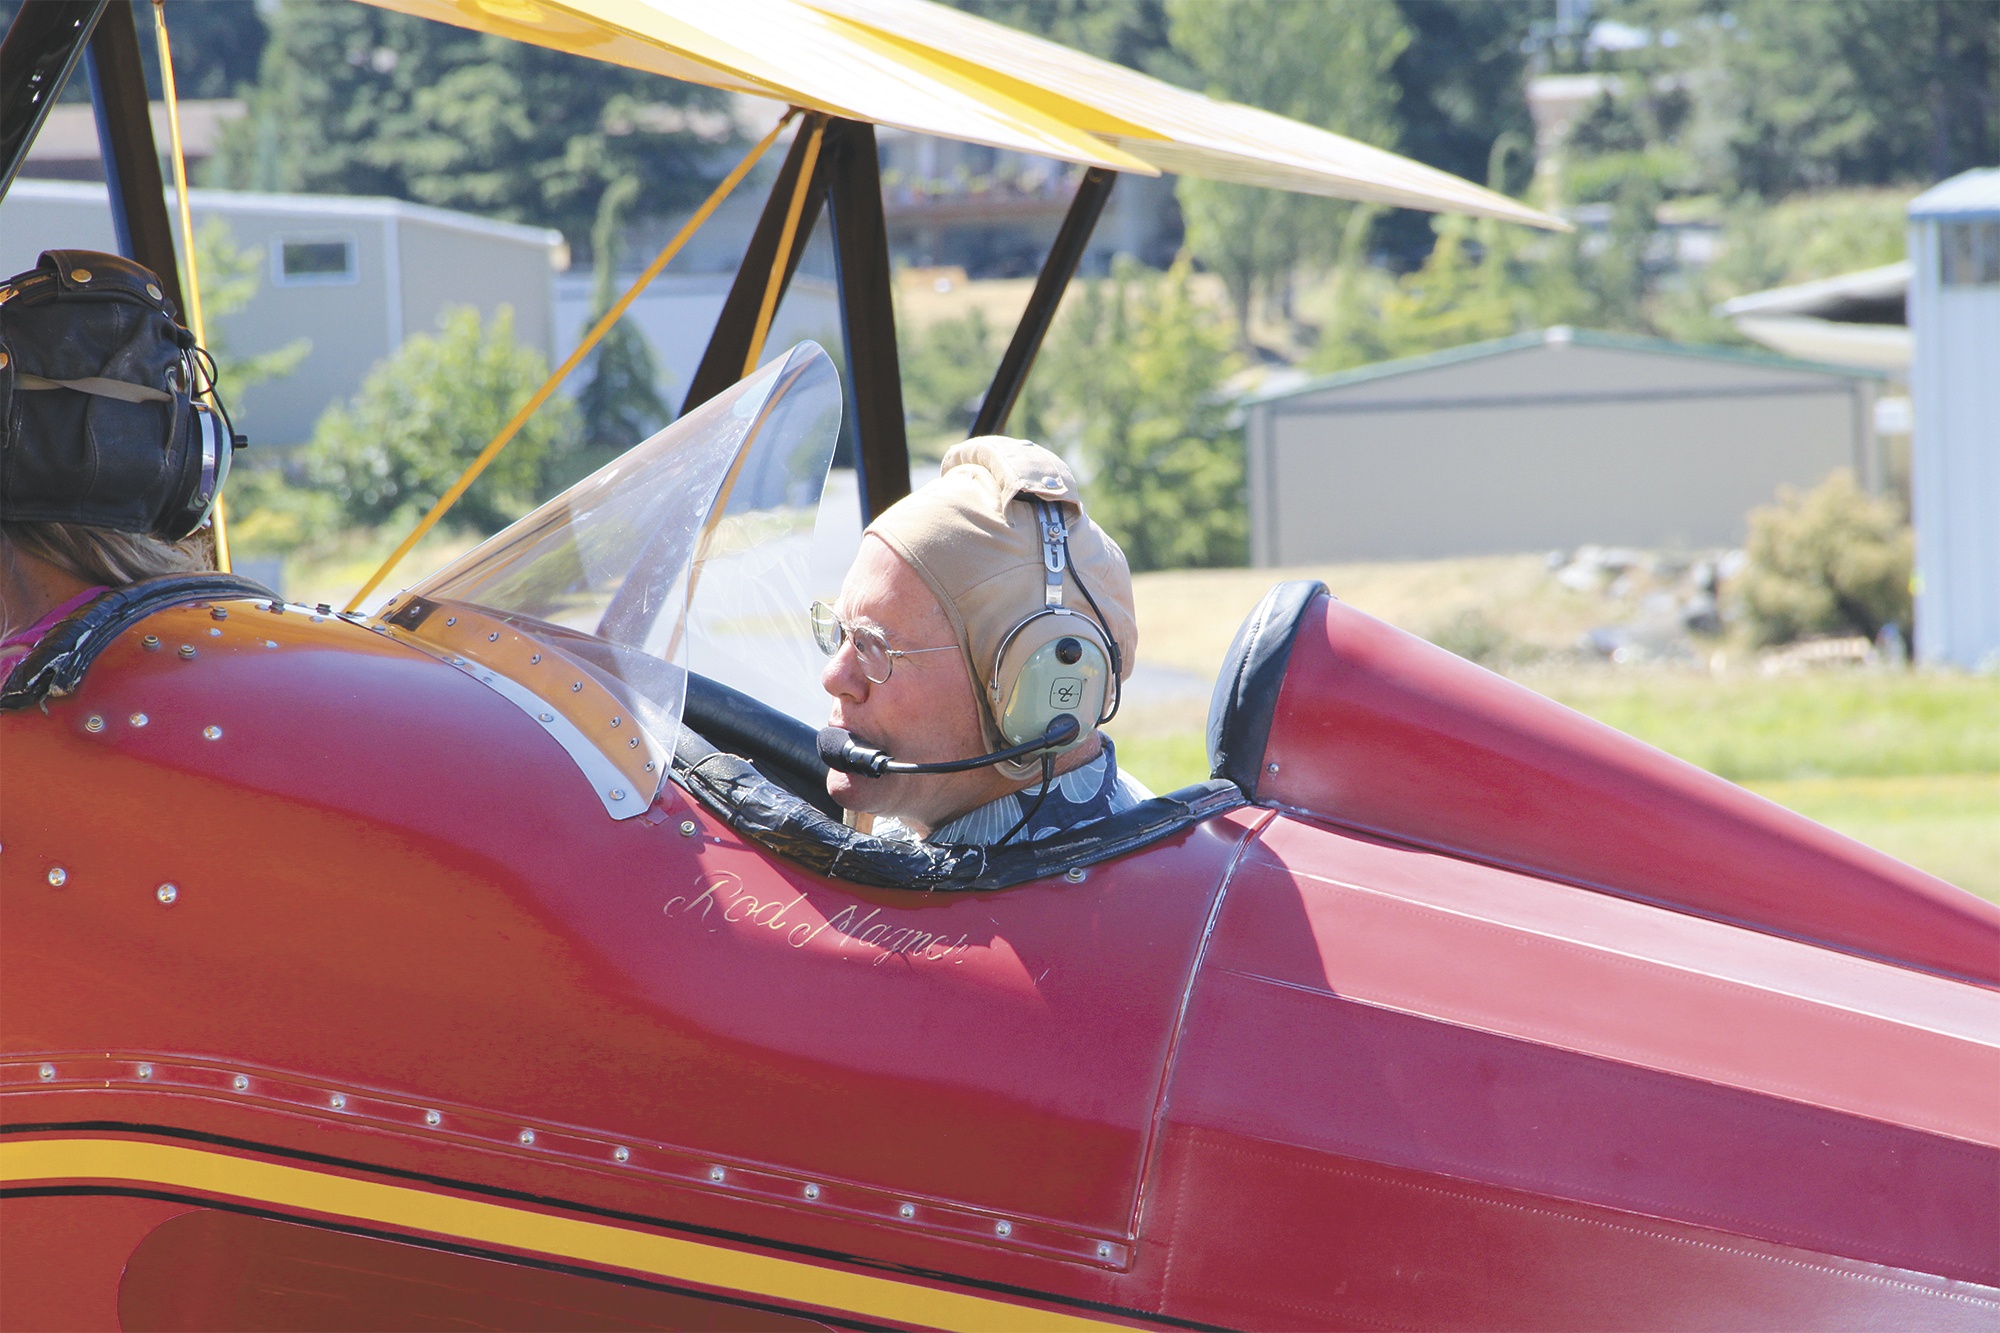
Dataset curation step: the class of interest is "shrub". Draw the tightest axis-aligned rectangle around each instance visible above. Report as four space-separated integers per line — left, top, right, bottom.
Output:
303 306 576 531
1426 608 1512 666
1739 469 1912 647
899 306 1002 461
222 465 342 556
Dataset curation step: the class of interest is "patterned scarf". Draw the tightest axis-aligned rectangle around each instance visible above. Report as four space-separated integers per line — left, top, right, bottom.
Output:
874 737 1137 848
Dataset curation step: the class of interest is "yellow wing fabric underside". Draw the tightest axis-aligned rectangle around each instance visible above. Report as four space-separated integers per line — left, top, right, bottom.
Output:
360 0 1567 229
366 0 1156 174
804 0 1564 227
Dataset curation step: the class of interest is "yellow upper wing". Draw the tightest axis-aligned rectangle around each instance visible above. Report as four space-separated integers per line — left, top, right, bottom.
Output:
362 0 1567 228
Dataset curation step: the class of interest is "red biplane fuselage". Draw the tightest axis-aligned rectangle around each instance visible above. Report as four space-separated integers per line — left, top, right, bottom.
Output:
3 580 1995 1331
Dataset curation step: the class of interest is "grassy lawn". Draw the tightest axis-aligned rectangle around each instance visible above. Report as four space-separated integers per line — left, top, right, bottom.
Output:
1112 692 2000 903
1742 776 2000 898
1110 561 2000 904
1522 669 2000 781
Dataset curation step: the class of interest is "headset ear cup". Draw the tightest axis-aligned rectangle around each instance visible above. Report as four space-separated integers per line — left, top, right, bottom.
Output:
151 389 202 541
988 610 1111 777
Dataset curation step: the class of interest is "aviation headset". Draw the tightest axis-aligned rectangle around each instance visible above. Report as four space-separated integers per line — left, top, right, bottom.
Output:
818 495 1129 783
0 250 243 542
982 498 1123 778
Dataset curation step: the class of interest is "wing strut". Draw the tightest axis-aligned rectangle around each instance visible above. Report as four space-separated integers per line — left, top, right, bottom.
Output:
970 166 1117 439
0 0 189 318
682 116 911 525
821 119 908 525
84 0 185 316
0 1 106 197
343 113 792 614
681 123 832 420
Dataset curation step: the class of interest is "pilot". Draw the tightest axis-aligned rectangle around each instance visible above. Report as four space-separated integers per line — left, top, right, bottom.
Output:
0 250 231 677
816 437 1149 846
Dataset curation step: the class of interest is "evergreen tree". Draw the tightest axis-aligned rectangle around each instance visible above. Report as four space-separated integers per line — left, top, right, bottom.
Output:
0 0 266 104
898 307 1003 460
1166 0 1411 343
1607 0 1998 198
1037 256 1244 571
1377 1 1539 267
213 0 731 252
576 177 671 456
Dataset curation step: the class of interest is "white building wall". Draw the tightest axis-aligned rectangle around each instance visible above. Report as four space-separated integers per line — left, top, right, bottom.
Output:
1908 200 2000 669
0 182 562 448
1245 337 1875 565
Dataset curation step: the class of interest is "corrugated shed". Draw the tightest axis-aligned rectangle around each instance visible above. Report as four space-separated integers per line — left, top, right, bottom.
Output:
1241 329 1883 565
1908 170 2000 668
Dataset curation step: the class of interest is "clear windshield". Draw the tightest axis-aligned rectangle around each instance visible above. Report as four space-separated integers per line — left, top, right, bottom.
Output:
403 341 844 757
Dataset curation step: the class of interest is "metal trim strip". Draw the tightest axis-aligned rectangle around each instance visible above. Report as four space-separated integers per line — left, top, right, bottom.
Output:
0 1058 1128 1269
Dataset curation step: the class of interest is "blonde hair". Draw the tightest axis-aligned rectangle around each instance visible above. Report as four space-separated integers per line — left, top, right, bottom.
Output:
1 521 196 587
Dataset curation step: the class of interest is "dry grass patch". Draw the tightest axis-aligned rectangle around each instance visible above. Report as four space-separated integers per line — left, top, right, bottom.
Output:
1129 555 1608 680
281 527 486 614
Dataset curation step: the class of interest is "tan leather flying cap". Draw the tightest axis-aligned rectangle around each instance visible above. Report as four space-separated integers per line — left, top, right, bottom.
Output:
867 437 1137 748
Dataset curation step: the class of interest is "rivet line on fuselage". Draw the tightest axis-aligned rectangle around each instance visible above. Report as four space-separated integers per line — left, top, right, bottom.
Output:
0 1054 1129 1268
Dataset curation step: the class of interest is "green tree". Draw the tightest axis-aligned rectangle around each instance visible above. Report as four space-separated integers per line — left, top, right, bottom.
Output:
898 307 1003 460
1653 187 1915 344
1167 0 1410 342
1609 0 1998 198
214 0 730 253
1035 255 1243 571
189 217 319 559
1739 469 1913 647
0 1 267 103
154 0 268 99
576 177 671 455
948 1 1537 275
1309 140 1550 371
1377 1 1538 267
303 306 577 531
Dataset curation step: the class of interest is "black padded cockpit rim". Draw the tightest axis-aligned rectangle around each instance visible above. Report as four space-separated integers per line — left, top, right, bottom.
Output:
671 725 1243 892
0 572 276 712
1207 580 1328 801
683 671 842 820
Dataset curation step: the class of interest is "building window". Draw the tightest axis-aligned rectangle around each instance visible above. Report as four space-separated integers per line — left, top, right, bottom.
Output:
1940 220 2000 287
275 236 357 286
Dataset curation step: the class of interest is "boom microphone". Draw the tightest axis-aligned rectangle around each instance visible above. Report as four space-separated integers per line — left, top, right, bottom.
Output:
817 714 1080 778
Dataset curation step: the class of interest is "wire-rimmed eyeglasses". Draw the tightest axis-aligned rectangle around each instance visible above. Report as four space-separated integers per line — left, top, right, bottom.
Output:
810 601 956 684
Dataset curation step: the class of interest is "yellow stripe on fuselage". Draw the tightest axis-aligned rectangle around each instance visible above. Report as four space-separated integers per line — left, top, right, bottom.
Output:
0 1138 1131 1332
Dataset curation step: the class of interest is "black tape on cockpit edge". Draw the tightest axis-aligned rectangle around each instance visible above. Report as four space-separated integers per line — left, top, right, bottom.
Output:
0 573 277 712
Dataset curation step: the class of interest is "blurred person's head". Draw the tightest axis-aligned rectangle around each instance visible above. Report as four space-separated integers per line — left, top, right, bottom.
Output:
0 250 234 636
818 438 1136 837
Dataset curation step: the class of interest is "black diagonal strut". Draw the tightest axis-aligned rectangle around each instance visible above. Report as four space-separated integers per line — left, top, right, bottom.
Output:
87 0 185 315
680 114 831 419
0 0 110 200
820 118 908 524
970 167 1117 439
